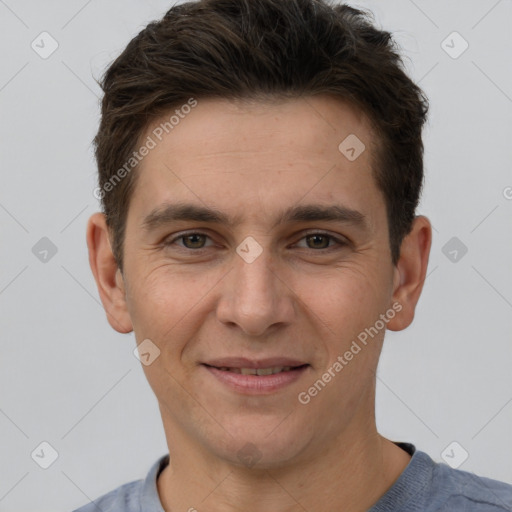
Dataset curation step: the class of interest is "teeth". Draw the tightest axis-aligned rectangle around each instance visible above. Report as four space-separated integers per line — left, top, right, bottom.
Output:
221 366 294 375
256 368 274 376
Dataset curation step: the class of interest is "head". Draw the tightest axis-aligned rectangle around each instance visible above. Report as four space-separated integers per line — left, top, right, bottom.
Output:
88 0 431 470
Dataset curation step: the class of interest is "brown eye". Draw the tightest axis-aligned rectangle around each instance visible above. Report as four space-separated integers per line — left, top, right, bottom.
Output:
305 234 331 249
295 231 346 251
181 233 207 249
164 232 214 250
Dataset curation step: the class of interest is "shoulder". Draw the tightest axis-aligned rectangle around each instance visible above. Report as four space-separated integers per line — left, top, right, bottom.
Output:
377 444 512 512
431 458 512 511
71 454 169 512
71 479 143 512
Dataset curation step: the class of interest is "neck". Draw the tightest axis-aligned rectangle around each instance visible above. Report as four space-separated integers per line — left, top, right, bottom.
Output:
157 407 411 512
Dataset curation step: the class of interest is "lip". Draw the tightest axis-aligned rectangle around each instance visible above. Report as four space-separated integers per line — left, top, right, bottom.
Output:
202 360 310 395
202 357 308 369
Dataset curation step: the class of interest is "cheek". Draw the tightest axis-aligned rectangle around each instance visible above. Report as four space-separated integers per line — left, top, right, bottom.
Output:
294 263 389 337
124 265 182 340
125 264 219 352
124 248 391 360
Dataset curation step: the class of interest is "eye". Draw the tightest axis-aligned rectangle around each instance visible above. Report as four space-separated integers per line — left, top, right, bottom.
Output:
165 232 214 250
163 230 347 252
294 231 347 250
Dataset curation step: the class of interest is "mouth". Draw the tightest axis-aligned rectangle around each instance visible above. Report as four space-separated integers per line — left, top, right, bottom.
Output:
201 359 310 394
204 364 308 375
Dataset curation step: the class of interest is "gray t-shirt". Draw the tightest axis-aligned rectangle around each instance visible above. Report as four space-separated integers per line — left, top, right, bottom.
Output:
72 443 512 511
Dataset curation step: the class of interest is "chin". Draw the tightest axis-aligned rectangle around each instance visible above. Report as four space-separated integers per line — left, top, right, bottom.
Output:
207 414 314 470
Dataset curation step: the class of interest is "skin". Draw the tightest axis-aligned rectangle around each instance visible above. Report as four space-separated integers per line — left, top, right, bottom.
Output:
87 95 432 512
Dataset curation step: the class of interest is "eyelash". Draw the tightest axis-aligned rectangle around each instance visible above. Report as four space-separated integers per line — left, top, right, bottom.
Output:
164 230 348 253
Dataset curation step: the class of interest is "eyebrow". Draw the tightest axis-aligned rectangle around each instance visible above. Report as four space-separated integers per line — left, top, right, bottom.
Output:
141 202 368 233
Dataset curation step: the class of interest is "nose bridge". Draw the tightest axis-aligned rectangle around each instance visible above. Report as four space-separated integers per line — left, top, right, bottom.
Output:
234 237 277 308
217 236 291 335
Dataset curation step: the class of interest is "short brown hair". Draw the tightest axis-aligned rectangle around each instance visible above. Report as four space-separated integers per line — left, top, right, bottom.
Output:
93 0 428 272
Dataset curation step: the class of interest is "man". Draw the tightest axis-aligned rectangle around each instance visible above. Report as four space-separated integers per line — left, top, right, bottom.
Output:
78 0 512 510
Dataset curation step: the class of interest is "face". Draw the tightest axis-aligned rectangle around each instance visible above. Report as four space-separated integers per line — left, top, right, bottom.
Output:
114 96 402 468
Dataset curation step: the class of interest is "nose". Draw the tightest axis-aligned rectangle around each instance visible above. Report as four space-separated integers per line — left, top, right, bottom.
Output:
216 240 295 337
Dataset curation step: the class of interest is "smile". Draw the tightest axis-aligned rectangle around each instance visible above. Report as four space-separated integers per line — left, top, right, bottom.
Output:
202 362 310 394
214 366 297 375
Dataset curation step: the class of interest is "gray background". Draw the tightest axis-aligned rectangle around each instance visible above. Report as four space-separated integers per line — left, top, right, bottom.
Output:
0 0 511 510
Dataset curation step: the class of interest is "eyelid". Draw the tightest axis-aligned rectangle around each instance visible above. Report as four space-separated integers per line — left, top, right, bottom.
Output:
299 229 348 242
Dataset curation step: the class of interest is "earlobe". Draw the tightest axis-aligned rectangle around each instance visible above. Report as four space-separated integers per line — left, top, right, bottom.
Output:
86 212 133 334
387 215 432 332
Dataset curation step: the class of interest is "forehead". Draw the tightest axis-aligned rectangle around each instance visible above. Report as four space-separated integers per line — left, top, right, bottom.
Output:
144 95 375 160
129 95 385 230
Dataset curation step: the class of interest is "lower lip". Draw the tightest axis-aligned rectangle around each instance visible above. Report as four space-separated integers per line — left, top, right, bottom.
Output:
203 365 309 394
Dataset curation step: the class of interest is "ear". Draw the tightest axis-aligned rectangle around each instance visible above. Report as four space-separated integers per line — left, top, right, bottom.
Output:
86 212 133 333
387 215 432 331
